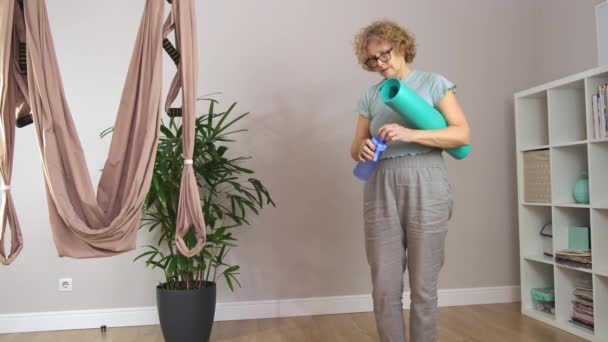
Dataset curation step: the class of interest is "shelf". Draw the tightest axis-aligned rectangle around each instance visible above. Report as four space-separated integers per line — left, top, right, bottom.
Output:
519 206 552 257
520 141 587 151
517 67 608 341
596 270 608 278
595 274 608 341
589 138 608 144
521 260 554 315
589 143 608 206
565 322 595 339
548 81 586 144
516 92 549 148
521 202 552 207
551 145 588 204
552 206 590 253
592 203 608 210
553 203 591 208
555 263 593 274
592 209 608 276
551 140 587 148
585 72 608 141
524 255 554 266
521 145 551 152
523 307 556 322
520 202 591 208
555 268 594 334
523 308 595 341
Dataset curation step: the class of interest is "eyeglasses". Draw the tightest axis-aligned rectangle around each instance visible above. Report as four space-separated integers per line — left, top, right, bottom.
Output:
364 48 393 69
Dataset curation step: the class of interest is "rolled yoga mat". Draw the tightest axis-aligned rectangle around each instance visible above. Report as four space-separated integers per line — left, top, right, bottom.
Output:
379 78 471 160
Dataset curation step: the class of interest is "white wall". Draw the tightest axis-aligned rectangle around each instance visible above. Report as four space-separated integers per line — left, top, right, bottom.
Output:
530 0 603 84
0 0 600 316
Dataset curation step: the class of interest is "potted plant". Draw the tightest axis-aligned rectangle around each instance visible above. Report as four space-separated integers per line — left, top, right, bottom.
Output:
103 96 274 342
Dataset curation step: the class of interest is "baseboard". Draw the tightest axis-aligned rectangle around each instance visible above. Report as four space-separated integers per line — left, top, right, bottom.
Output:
0 286 520 334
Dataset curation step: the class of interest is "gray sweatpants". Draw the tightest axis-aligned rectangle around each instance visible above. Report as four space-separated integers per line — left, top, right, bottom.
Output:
363 150 453 342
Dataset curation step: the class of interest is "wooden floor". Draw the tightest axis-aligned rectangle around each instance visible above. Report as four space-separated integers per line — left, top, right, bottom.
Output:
0 303 588 342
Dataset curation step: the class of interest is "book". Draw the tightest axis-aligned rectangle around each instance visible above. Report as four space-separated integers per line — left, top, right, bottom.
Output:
593 94 599 139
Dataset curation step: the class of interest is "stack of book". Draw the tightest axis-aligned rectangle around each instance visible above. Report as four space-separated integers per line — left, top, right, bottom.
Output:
554 250 592 269
570 278 594 331
591 83 608 139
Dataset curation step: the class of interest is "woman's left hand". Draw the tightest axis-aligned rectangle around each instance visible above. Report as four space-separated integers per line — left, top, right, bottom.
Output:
378 124 417 143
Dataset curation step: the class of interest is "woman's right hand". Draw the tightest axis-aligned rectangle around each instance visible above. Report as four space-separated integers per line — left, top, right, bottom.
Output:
356 139 376 162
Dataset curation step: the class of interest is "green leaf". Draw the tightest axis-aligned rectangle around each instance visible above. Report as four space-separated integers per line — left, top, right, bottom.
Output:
160 125 175 139
214 102 237 133
152 177 169 211
166 256 177 277
146 221 162 233
147 260 166 270
202 248 213 260
99 126 114 139
224 273 234 291
208 101 215 127
229 273 242 289
223 268 241 292
133 250 157 263
224 265 240 273
217 145 228 157
177 254 189 273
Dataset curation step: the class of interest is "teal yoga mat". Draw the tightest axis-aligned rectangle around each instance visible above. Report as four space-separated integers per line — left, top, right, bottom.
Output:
379 78 470 160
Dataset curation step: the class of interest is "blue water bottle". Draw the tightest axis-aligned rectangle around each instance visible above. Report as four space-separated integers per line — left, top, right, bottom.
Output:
353 136 387 181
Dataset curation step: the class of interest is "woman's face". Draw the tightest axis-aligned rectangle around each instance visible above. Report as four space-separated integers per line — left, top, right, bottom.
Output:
364 38 405 79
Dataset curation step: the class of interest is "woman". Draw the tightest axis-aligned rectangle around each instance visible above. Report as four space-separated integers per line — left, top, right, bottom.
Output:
351 20 470 342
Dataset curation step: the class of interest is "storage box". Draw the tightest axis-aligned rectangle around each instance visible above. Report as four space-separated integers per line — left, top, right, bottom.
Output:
524 149 551 203
569 226 590 251
531 287 555 314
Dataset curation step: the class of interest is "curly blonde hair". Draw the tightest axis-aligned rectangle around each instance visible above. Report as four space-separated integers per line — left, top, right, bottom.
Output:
354 19 416 71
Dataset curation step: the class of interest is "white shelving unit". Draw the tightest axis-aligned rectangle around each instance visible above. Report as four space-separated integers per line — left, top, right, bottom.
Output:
515 65 608 341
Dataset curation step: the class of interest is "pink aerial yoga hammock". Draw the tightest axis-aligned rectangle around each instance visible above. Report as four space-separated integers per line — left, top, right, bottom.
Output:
0 0 206 265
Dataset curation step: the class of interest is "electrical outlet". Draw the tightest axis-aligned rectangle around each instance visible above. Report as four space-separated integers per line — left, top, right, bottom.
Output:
59 278 72 291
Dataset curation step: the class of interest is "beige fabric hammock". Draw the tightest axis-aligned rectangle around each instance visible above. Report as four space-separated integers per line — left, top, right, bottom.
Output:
0 0 206 265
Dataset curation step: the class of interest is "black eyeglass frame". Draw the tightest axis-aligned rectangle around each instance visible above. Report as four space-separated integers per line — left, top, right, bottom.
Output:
364 48 393 69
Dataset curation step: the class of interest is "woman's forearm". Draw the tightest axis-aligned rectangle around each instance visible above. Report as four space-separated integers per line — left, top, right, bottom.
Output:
350 139 365 161
411 125 470 149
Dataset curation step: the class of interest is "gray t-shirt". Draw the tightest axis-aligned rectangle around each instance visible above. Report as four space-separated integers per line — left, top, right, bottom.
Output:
355 69 456 159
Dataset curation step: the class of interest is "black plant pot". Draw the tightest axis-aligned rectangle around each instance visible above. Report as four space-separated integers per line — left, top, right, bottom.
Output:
156 282 217 342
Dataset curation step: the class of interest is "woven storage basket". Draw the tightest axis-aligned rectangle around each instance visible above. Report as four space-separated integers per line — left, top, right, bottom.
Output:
523 149 551 203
